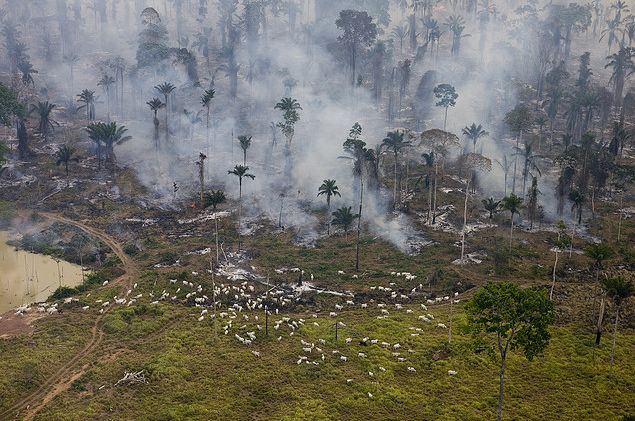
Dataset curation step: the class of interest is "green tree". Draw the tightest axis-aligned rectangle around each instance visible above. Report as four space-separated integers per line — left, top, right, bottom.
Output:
601 274 634 375
465 282 554 421
85 122 131 172
433 84 458 130
501 193 523 250
317 179 341 235
0 83 29 159
605 47 635 110
381 130 412 209
335 9 378 86
332 206 359 237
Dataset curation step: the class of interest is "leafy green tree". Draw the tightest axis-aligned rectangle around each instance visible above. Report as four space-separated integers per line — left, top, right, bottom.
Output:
601 274 634 375
382 130 412 209
332 206 359 237
54 144 78 177
462 123 488 153
433 84 458 130
238 135 252 165
501 193 523 250
335 10 378 86
465 282 554 421
317 179 341 235
30 101 59 140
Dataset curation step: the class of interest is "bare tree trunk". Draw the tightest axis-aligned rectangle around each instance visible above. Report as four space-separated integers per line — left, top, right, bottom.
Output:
460 180 469 262
509 214 514 251
550 250 558 300
355 180 364 272
497 356 506 421
595 295 605 345
609 307 619 376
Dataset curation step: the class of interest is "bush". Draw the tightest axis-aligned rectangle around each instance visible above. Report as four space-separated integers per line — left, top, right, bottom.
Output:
124 243 139 256
492 243 511 275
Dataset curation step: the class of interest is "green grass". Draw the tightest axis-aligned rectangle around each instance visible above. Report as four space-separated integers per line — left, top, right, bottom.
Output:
6 301 630 421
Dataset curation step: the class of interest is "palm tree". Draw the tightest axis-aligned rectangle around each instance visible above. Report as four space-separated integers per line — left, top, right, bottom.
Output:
274 97 302 146
17 60 37 86
317 179 341 235
600 18 623 54
602 274 633 375
85 122 131 171
392 24 407 56
381 130 412 209
514 140 543 194
482 197 500 219
97 74 115 121
421 151 435 222
76 89 96 120
568 189 585 224
495 155 513 196
501 193 523 250
203 189 226 266
155 82 176 140
147 98 165 149
228 165 255 250
30 101 59 140
445 15 470 55
605 47 635 109
201 89 215 146
462 123 489 153
238 135 252 165
54 144 78 178
332 206 359 237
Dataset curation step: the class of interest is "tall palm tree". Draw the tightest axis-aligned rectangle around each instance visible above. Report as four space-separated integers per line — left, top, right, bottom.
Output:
201 88 215 147
600 18 623 54
147 98 165 149
155 82 176 140
391 24 407 56
76 89 96 120
501 193 523 250
332 206 359 237
274 97 302 145
203 189 226 266
30 101 59 140
445 15 469 55
317 179 341 235
238 135 252 165
98 74 115 121
17 60 37 86
605 47 635 109
381 130 412 209
462 123 489 153
513 140 543 194
568 189 585 224
228 165 255 250
585 242 615 345
602 274 633 375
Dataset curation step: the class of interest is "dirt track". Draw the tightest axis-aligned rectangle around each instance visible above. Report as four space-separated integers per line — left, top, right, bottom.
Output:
0 210 137 421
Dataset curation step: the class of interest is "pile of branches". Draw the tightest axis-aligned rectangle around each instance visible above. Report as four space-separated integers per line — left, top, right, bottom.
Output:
114 370 148 387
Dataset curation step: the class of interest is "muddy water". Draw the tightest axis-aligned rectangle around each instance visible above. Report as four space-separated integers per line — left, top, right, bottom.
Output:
0 231 85 313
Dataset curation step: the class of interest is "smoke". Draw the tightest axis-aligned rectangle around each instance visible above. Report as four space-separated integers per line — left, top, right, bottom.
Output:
5 0 620 248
